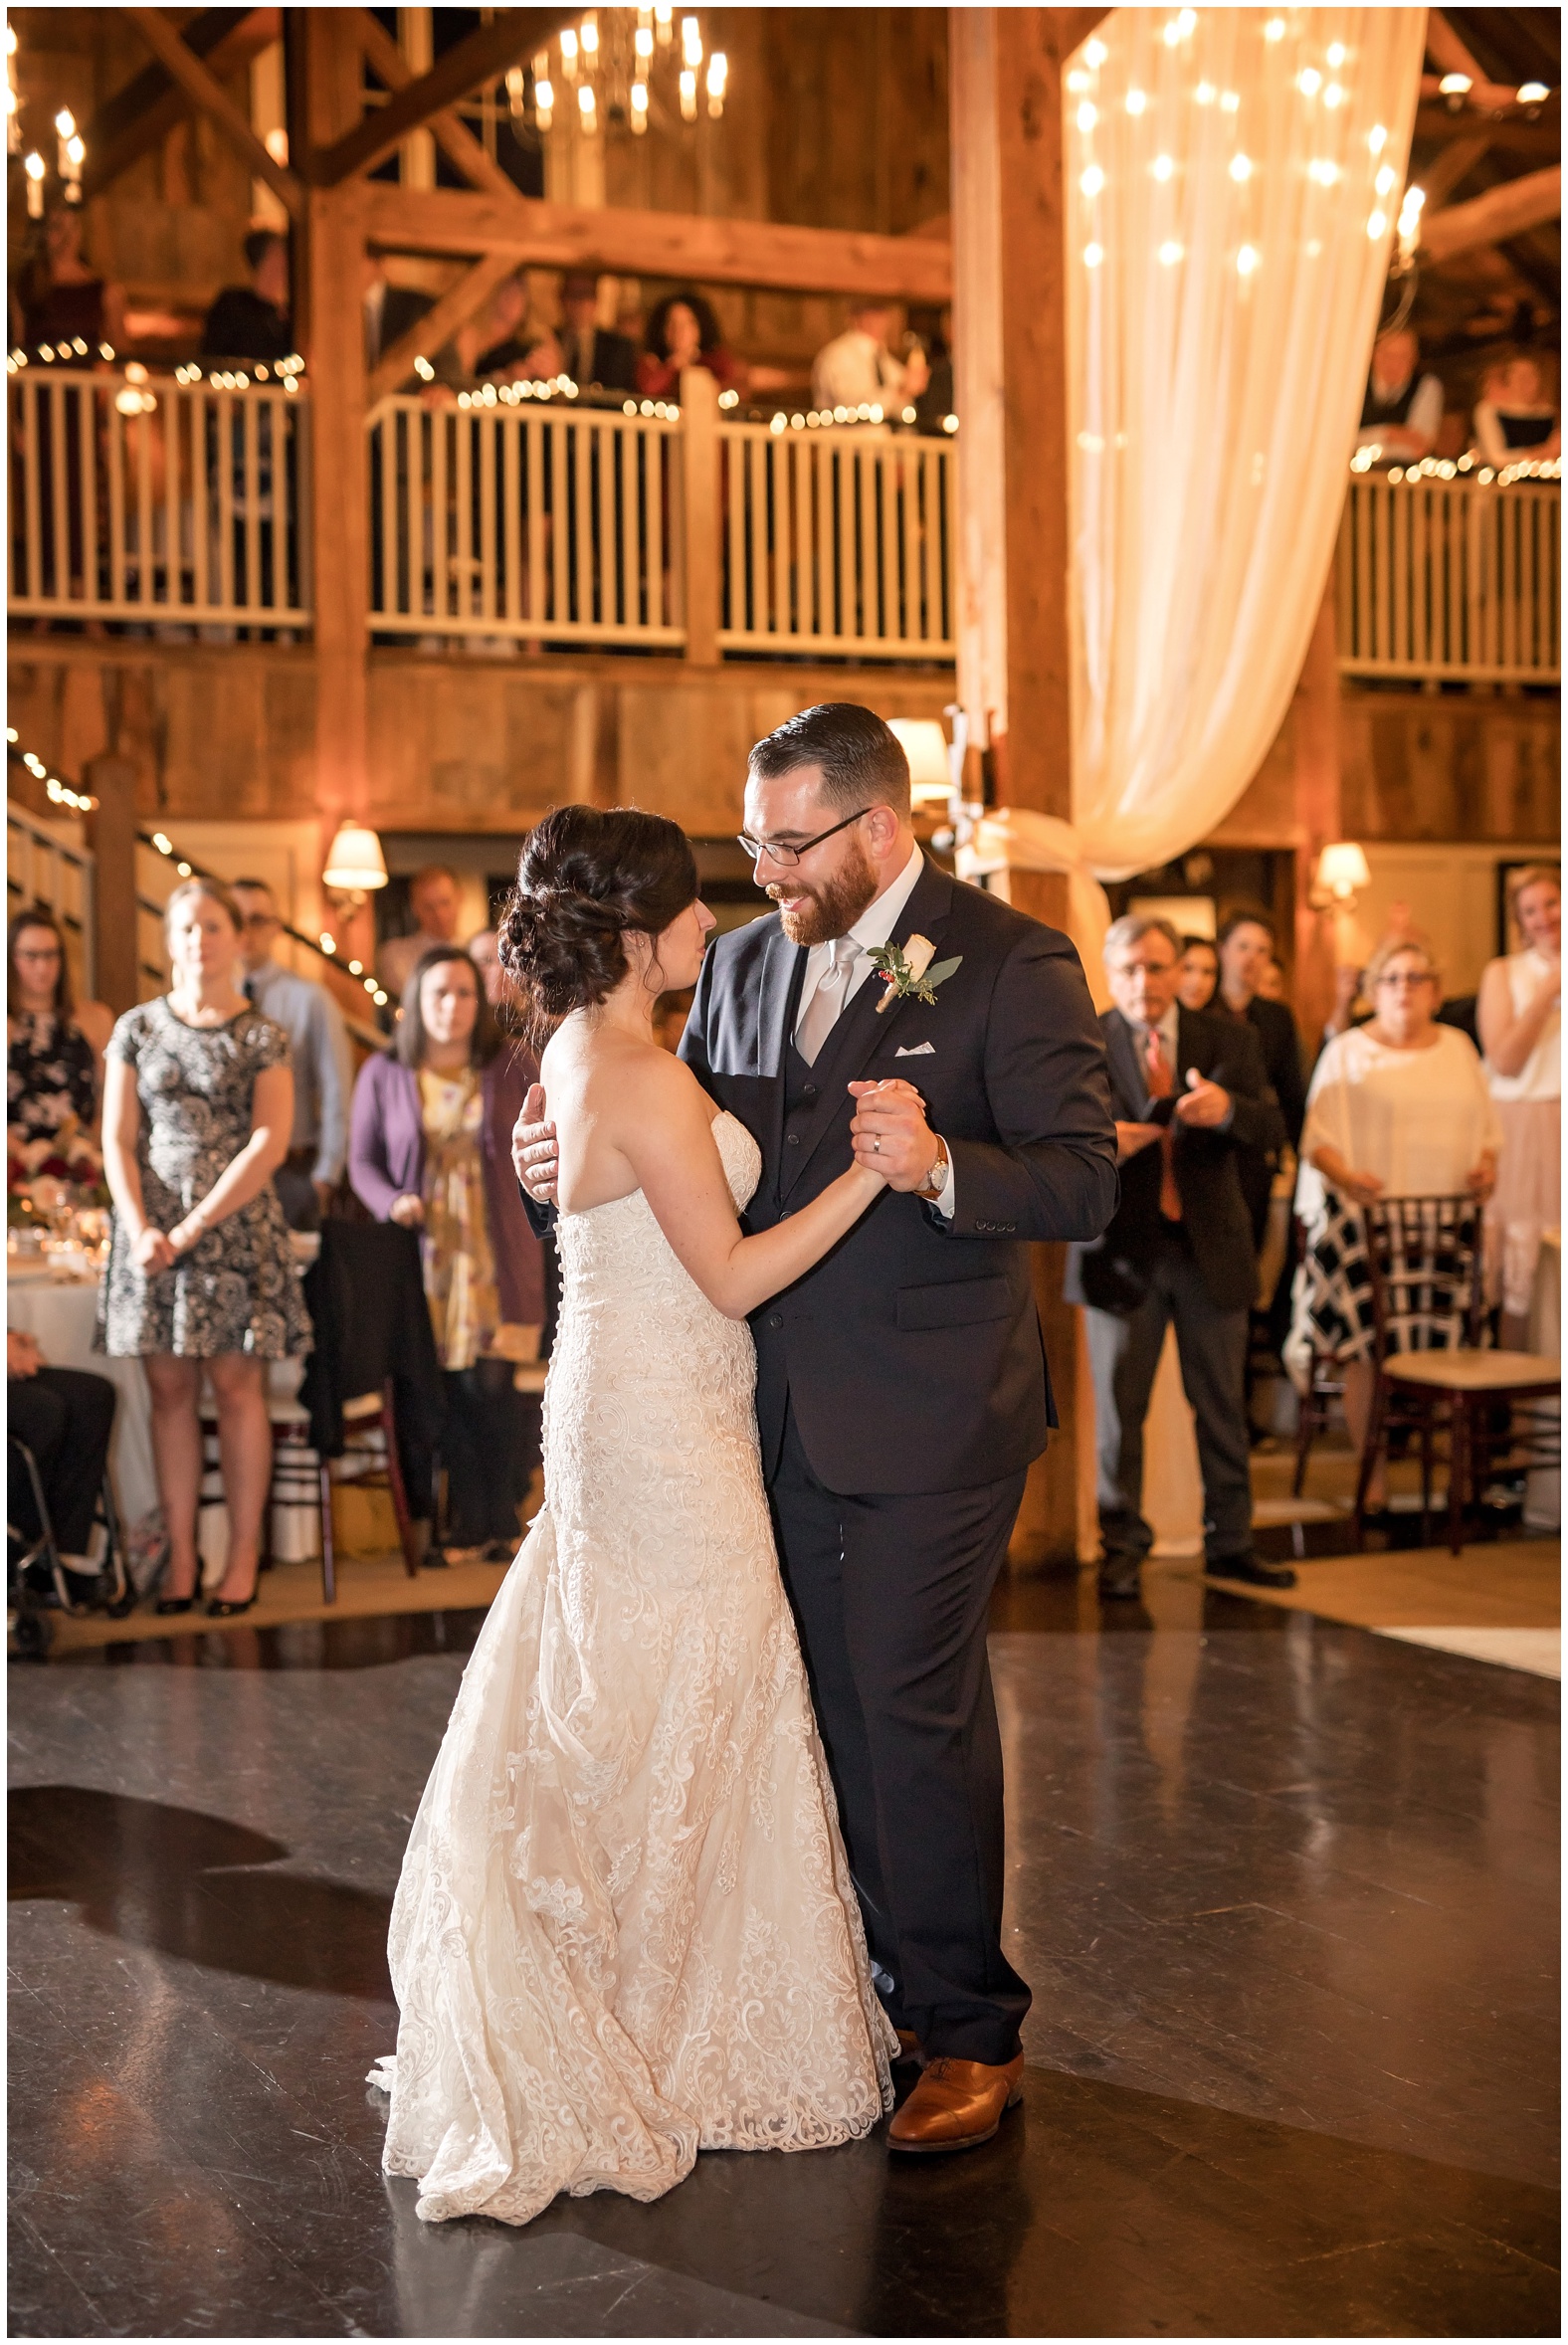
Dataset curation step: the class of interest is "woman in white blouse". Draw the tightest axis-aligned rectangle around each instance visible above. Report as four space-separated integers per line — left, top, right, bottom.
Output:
1289 937 1500 1506
1478 866 1560 1348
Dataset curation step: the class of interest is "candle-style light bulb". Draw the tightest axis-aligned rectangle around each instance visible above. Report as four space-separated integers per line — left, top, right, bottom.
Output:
24 146 44 216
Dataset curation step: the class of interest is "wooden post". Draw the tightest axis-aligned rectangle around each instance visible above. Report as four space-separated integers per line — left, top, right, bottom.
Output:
84 753 139 1014
681 363 721 666
951 7 1102 1570
1292 576 1343 1052
295 13 375 969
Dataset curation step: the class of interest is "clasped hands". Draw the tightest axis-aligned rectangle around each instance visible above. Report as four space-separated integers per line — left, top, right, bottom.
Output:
511 1078 942 1202
1119 1069 1232 1157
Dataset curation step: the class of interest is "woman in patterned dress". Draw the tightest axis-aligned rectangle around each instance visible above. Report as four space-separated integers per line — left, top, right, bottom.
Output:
98 880 310 1618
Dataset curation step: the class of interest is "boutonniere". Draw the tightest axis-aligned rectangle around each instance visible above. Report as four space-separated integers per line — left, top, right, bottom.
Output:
867 933 963 1013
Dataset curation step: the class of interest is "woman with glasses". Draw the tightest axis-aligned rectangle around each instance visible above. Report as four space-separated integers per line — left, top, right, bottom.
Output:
8 903 114 1166
1287 937 1500 1505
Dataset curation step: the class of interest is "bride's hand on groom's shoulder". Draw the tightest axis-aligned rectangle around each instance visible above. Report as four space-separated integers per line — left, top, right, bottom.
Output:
848 1078 938 1194
512 1083 560 1205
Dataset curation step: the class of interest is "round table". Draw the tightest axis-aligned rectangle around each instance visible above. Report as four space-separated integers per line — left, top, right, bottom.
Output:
7 1262 160 1537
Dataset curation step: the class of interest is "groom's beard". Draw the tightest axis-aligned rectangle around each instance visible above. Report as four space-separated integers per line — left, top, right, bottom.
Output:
768 841 879 948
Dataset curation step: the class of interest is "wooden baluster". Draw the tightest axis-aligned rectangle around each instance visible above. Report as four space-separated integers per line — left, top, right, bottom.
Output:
680 363 720 665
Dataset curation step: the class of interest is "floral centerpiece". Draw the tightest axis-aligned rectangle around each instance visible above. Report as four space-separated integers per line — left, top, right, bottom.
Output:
6 1113 108 1229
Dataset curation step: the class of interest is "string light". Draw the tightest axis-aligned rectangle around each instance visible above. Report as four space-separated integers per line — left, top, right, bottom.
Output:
1297 68 1321 97
1195 81 1216 104
1150 153 1173 181
1082 242 1104 269
1367 210 1388 240
1157 239 1185 266
1517 82 1549 105
1263 16 1284 40
1236 244 1260 276
1307 159 1339 186
1374 164 1396 197
1229 152 1253 182
1326 42 1347 68
706 50 725 117
1124 88 1147 114
1077 100 1096 131
1080 163 1104 196
1219 90 1239 111
1322 83 1344 108
1084 37 1107 68
1066 68 1090 94
1368 122 1388 153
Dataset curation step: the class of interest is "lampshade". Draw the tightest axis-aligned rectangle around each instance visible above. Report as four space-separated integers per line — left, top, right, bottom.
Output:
322 822 388 892
1316 841 1371 899
887 718 952 809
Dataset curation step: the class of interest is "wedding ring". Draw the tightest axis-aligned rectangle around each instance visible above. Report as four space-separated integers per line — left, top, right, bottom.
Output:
873 1136 882 1154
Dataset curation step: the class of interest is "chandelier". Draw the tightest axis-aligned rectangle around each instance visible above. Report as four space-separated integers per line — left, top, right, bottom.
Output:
8 24 88 212
504 7 726 142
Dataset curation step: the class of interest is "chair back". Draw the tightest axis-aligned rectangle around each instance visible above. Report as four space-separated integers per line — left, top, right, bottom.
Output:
1361 1194 1483 1360
298 1220 442 1466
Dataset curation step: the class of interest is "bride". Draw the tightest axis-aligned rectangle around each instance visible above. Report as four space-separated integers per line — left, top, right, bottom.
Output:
371 804 895 2226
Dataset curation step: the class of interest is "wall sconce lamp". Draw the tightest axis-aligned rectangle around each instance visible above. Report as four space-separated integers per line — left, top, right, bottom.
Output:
322 820 389 905
887 717 961 844
1312 840 1370 907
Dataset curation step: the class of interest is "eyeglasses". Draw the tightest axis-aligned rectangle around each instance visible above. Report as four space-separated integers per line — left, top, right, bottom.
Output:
1375 970 1434 989
736 807 872 870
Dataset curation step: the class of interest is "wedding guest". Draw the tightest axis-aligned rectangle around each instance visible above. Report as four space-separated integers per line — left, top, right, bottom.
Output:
8 1326 116 1601
1289 937 1500 1509
8 904 113 1152
1217 909 1305 1246
13 200 125 356
349 946 543 1563
98 879 311 1619
812 301 929 413
1176 934 1220 1013
1478 866 1561 1348
1472 354 1561 468
637 291 747 401
1354 324 1443 465
377 865 464 1004
231 879 352 1230
555 270 638 394
200 228 294 364
1257 955 1287 1004
1067 915 1292 1598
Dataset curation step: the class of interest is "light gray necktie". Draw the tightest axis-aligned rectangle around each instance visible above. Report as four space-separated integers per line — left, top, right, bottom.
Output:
796 937 859 1067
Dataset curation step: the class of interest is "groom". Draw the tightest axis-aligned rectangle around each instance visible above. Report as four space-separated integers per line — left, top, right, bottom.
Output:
517 704 1116 2151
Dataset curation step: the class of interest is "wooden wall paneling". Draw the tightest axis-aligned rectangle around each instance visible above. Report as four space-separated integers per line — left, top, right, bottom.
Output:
84 755 140 1015
122 7 302 217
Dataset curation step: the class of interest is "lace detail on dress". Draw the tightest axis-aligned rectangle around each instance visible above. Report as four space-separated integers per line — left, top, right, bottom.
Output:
373 1111 893 2226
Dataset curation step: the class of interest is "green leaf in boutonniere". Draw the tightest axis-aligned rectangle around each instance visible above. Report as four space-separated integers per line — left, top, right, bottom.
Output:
868 934 964 1013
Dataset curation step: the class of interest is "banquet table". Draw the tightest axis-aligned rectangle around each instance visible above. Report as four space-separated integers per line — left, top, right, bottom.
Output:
7 1258 160 1538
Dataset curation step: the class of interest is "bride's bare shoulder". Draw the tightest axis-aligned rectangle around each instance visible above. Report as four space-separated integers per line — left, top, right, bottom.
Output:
548 1025 712 1126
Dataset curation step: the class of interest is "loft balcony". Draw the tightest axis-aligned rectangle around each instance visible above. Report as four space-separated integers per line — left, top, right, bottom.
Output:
10 360 1557 686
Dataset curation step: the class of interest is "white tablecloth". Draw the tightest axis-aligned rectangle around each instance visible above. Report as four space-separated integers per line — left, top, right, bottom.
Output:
7 1267 160 1533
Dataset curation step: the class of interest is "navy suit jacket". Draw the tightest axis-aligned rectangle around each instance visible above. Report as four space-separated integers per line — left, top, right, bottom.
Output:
679 856 1117 1494
1065 1005 1284 1316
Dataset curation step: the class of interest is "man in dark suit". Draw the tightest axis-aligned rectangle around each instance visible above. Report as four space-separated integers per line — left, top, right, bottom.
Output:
516 703 1117 2153
1067 914 1294 1602
556 270 638 393
1215 908 1306 1247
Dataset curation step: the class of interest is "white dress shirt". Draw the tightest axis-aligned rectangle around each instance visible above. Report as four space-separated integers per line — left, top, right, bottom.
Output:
811 327 909 413
793 842 955 1215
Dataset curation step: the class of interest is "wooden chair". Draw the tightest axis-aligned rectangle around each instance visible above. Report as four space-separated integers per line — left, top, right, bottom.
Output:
1352 1196 1560 1553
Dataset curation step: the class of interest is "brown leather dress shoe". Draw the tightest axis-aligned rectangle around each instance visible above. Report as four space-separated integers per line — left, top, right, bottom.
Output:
886 2052 1025 2153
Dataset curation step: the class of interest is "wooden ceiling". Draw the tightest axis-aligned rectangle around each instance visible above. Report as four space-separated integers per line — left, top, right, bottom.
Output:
1410 8 1561 368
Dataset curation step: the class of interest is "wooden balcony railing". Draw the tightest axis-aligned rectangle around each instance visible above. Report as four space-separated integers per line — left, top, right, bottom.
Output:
718 420 955 660
365 392 686 647
7 365 311 628
1337 469 1561 685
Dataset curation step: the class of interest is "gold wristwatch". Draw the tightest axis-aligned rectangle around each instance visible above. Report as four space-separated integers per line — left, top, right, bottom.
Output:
915 1133 950 1203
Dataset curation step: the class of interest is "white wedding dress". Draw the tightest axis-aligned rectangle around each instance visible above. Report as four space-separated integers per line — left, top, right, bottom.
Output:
371 1110 894 2226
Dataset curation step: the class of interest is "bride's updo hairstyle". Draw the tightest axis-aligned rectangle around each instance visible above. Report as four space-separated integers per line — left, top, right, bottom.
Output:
499 805 699 1029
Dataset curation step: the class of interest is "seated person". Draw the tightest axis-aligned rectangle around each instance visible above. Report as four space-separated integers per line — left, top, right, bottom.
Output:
1472 354 1560 468
555 271 638 394
200 228 294 364
8 1327 116 1598
636 291 747 400
1355 324 1443 464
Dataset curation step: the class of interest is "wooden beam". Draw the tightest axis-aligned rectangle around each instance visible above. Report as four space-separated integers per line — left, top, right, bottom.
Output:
1423 14 1522 116
122 6 303 217
1416 134 1491 211
311 9 580 185
353 10 517 202
681 365 720 664
82 9 281 202
1422 166 1561 264
1413 104 1558 154
84 754 140 1017
366 248 519 403
363 182 953 301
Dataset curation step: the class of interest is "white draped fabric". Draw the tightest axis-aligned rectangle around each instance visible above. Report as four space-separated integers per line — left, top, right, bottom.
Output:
1067 7 1425 878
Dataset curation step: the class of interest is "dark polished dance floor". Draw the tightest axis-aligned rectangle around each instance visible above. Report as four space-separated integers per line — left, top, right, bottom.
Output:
9 1578 1559 2338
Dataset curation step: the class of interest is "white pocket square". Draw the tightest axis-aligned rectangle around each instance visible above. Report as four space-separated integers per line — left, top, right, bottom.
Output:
895 1042 935 1057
